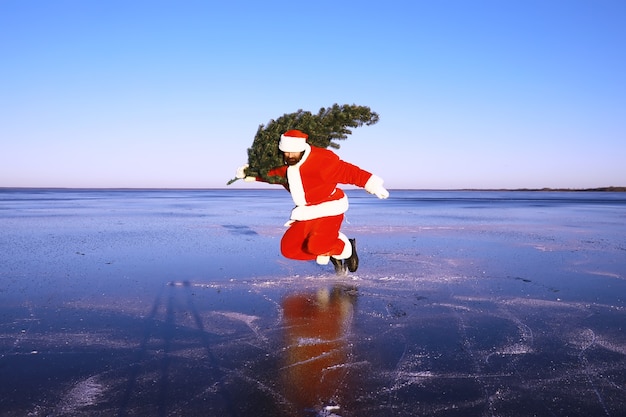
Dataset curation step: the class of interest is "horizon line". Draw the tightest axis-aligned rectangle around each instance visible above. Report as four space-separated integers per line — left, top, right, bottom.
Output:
1 186 625 192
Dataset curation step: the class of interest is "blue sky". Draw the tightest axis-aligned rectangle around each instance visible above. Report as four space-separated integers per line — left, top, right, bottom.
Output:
1 0 624 189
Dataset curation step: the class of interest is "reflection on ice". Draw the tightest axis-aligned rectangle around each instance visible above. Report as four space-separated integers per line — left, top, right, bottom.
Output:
282 286 356 416
57 376 104 414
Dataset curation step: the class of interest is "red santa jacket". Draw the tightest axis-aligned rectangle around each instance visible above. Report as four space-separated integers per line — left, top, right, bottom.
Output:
267 144 373 221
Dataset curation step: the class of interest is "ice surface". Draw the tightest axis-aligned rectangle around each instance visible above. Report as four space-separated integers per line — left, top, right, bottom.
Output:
1 189 625 416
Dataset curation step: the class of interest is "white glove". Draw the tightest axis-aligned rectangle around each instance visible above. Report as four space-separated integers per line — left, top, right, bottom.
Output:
364 175 389 199
235 164 249 179
235 164 257 182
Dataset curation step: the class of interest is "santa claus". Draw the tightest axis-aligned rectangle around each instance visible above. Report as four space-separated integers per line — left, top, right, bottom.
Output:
236 129 389 274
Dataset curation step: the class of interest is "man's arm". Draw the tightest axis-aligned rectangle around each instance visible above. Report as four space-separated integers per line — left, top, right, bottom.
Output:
328 157 389 199
235 164 288 184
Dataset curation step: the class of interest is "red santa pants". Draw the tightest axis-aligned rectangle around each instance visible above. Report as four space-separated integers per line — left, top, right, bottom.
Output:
280 214 346 261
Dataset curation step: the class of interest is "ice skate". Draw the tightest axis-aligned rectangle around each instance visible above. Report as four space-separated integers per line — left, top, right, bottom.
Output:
345 238 359 272
330 257 347 275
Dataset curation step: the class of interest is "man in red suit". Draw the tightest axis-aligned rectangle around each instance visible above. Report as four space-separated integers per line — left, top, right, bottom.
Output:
236 129 389 274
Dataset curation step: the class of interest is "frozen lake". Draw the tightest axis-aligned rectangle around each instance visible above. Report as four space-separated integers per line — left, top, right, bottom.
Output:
1 189 625 416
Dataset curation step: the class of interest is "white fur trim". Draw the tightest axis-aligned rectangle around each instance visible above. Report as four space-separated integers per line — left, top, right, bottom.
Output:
279 135 307 152
286 144 311 206
290 194 349 221
333 232 352 260
316 255 330 265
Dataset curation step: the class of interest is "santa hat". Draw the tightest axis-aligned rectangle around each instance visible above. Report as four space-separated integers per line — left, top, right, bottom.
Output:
279 130 308 152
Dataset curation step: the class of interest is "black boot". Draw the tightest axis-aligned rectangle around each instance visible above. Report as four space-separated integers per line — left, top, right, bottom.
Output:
330 257 346 275
345 238 359 273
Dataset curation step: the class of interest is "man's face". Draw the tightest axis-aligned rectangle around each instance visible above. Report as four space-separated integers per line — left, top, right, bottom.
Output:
283 151 304 166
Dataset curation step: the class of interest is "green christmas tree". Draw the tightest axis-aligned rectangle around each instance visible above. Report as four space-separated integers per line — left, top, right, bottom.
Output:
228 104 379 185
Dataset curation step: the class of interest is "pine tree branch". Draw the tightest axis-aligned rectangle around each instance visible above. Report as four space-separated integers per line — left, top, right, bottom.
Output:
230 104 379 185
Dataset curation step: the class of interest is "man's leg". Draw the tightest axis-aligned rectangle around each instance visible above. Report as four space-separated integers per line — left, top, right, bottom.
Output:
281 215 354 268
280 220 316 261
305 215 347 260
